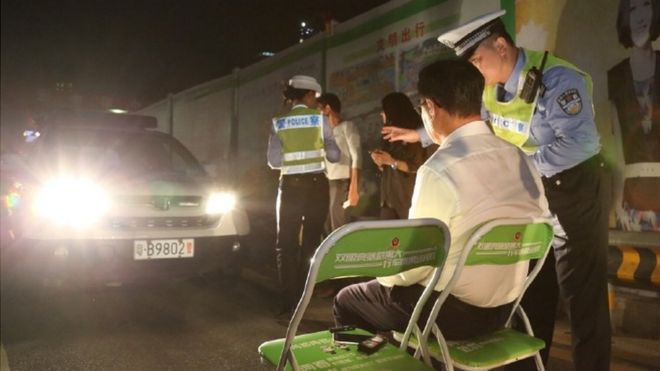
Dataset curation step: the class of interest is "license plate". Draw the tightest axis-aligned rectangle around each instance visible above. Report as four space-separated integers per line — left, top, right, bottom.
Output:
133 239 194 260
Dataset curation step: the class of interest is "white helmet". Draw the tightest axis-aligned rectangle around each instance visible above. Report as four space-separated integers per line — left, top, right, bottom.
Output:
288 75 322 97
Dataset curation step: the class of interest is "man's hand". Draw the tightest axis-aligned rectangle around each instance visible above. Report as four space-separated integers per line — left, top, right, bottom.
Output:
346 188 359 207
381 126 420 143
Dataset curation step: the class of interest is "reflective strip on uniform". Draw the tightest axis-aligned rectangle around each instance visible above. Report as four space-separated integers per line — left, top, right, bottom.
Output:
281 162 325 175
483 49 592 155
283 149 325 162
273 114 322 131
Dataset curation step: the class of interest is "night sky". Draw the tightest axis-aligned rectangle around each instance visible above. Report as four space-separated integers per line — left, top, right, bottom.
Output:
1 0 389 110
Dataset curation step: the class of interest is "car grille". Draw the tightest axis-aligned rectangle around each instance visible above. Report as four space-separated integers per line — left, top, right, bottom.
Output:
108 215 220 230
115 196 203 208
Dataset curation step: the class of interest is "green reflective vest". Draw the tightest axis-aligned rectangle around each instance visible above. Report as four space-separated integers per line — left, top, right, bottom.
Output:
273 106 325 175
483 49 593 154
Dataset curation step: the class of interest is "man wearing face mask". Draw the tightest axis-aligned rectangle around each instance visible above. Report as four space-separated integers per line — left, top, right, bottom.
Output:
334 59 550 343
382 10 611 370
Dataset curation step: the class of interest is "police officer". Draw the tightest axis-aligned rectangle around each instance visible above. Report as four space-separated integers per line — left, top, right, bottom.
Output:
267 75 340 316
383 10 611 370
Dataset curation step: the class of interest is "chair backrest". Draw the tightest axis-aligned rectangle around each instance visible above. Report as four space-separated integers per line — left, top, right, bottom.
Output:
417 217 554 365
277 218 450 371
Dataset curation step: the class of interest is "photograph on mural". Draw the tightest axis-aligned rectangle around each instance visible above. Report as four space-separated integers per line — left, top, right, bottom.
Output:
608 0 659 232
399 36 451 93
328 54 396 108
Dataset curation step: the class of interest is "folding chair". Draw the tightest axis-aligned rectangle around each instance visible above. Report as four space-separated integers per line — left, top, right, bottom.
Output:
258 218 450 371
397 217 554 370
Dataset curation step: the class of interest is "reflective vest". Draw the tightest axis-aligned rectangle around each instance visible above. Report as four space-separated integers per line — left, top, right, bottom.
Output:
483 49 593 154
273 106 325 175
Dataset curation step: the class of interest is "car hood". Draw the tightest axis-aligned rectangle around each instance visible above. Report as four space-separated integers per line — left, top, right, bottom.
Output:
108 172 215 197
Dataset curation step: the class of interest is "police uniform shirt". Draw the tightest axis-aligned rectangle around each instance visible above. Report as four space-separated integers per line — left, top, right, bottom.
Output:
267 104 340 169
418 50 601 178
488 49 601 178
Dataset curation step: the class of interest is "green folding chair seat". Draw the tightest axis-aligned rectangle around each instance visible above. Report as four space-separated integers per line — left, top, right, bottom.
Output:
395 327 545 369
257 218 450 371
396 218 554 371
260 328 432 371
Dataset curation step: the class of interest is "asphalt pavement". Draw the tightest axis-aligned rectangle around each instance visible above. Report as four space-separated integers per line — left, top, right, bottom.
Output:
1 257 658 370
0 274 321 370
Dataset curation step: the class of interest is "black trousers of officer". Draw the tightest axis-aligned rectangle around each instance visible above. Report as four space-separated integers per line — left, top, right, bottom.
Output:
510 154 611 370
276 172 329 312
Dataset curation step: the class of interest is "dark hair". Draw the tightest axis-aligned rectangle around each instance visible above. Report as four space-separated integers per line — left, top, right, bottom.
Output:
283 85 312 102
317 93 342 114
381 92 423 130
616 0 660 48
418 59 484 117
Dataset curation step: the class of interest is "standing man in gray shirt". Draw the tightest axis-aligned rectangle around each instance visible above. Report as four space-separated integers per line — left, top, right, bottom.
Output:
318 93 362 231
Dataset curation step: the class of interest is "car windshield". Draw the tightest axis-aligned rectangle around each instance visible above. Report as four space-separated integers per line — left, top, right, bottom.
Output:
30 127 205 178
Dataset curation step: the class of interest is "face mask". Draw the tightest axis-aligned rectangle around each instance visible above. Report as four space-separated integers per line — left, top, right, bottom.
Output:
420 106 437 144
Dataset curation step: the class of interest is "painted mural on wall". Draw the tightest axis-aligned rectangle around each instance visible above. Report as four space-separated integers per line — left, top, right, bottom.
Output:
328 54 396 108
608 0 659 231
398 36 451 93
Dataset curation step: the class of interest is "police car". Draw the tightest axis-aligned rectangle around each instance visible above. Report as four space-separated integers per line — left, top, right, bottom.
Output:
1 111 249 288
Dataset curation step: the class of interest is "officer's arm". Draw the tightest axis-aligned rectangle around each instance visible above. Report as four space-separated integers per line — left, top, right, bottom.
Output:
533 68 600 176
323 117 340 163
266 124 283 169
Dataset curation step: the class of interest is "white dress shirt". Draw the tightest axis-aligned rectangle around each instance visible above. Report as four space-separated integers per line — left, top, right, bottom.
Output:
378 121 550 307
325 120 362 180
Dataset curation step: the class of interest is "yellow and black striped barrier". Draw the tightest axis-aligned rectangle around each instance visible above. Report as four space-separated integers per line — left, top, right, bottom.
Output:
608 230 660 289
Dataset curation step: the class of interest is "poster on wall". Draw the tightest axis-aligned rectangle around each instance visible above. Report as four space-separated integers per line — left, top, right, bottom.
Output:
515 0 659 232
608 0 659 232
324 0 503 215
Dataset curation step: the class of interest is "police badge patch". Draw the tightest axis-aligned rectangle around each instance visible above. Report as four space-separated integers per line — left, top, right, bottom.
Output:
556 88 582 115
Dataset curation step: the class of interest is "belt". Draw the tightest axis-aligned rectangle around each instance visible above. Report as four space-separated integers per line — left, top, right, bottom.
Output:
281 172 326 181
543 153 605 181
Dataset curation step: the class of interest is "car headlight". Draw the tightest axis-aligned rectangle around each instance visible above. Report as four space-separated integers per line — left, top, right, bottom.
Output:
33 177 110 227
205 192 236 215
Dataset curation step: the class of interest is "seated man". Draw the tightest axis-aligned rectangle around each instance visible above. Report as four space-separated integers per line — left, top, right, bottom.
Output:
333 60 551 340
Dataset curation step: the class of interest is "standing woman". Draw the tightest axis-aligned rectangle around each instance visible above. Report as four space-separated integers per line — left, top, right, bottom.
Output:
370 92 427 219
267 75 340 315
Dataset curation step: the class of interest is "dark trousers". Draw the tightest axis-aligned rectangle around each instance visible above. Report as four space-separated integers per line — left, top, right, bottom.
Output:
333 280 512 341
510 154 611 370
276 172 329 311
327 178 350 232
379 204 409 220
